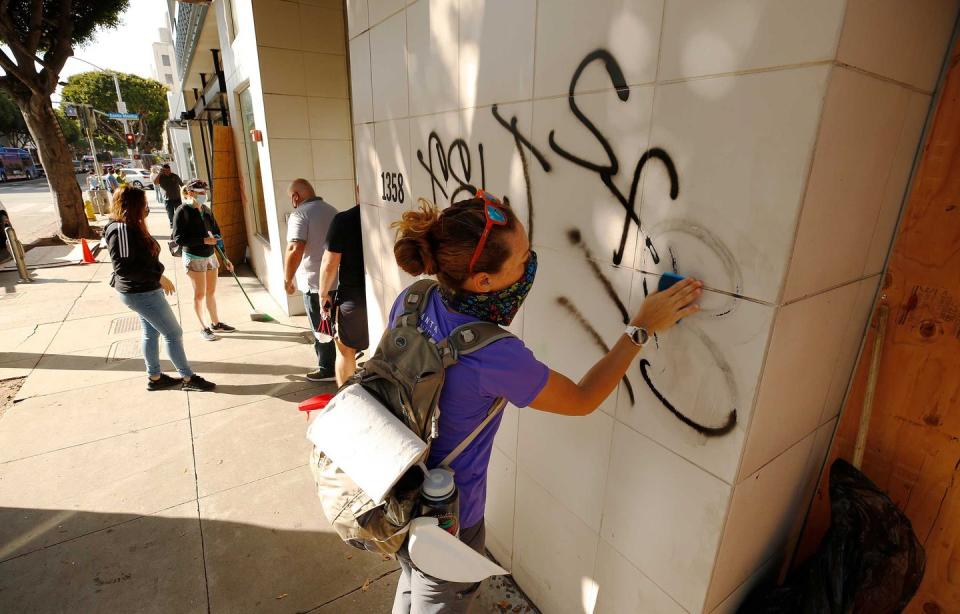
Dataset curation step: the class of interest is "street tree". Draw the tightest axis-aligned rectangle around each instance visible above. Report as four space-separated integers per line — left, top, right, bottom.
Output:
61 71 169 152
0 1 129 239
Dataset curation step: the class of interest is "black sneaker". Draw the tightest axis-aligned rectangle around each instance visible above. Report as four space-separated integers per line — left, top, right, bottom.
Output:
147 373 183 391
210 322 236 333
182 375 216 391
306 368 336 382
200 328 219 341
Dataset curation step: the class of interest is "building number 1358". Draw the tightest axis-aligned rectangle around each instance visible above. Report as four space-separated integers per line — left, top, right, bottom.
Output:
380 172 405 203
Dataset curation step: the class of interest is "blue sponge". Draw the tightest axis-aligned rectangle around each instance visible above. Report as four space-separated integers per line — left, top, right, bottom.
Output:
657 272 685 292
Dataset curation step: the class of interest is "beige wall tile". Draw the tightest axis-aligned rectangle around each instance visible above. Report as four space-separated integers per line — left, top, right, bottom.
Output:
259 47 306 95
308 96 352 139
311 139 355 181
304 52 349 98
784 68 913 301
837 0 960 91
263 94 310 139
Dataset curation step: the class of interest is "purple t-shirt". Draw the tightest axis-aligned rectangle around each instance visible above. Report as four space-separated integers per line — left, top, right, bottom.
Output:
388 288 549 529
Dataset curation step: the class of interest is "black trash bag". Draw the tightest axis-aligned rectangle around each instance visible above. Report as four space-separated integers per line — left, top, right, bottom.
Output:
739 459 925 614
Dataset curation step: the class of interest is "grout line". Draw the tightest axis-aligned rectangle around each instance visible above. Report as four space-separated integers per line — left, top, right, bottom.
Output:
519 467 690 613
196 463 308 502
301 568 401 613
0 497 198 565
185 376 213 614
0 411 192 465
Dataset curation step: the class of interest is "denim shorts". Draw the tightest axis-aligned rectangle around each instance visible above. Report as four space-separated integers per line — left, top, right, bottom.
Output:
183 254 219 272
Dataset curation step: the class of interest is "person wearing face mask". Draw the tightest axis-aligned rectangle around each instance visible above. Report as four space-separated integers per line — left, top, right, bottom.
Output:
389 191 702 613
283 178 338 382
172 178 236 341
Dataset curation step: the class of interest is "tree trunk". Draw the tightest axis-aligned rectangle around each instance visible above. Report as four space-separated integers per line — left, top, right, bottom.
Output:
19 94 93 239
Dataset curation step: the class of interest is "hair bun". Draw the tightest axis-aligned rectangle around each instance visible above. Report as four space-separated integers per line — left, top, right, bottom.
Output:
393 199 439 276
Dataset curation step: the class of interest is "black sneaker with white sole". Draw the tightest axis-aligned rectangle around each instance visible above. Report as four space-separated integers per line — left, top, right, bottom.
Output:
147 373 183 391
306 368 336 382
182 375 216 391
210 322 236 333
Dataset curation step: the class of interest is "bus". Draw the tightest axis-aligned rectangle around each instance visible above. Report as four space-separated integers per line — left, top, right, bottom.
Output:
0 147 38 181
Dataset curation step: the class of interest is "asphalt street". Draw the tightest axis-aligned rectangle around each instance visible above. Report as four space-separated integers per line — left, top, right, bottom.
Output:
0 174 88 244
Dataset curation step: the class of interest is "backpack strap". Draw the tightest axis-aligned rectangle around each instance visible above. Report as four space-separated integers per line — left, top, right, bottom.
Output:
437 321 514 467
439 397 508 468
445 321 515 357
397 279 438 328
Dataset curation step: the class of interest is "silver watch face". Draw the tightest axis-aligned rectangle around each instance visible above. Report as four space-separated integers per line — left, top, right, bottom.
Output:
629 326 647 345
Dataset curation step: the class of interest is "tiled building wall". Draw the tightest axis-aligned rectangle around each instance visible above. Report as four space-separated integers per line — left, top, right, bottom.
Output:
208 0 356 313
345 0 958 612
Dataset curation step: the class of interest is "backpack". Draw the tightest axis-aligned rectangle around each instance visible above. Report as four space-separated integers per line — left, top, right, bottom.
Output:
309 279 514 555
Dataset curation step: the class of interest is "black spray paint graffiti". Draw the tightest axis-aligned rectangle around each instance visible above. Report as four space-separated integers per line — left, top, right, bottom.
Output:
417 132 486 206
411 49 738 437
548 50 679 266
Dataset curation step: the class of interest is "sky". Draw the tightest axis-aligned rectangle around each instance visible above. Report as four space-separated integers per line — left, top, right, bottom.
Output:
53 0 170 102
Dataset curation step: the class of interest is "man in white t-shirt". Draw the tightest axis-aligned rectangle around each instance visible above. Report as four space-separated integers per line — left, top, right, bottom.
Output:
283 178 338 381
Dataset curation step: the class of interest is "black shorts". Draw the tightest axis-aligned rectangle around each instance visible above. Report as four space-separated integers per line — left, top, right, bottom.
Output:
334 286 368 351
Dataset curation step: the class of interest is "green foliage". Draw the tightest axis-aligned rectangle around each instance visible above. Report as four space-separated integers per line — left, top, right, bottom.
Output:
0 90 30 146
61 71 170 151
0 1 129 51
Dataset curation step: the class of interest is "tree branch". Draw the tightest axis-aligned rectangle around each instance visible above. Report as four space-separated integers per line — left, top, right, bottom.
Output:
0 3 39 71
0 47 40 96
37 0 73 94
25 0 45 54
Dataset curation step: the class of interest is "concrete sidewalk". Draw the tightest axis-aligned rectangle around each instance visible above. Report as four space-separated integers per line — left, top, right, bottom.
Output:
0 205 533 613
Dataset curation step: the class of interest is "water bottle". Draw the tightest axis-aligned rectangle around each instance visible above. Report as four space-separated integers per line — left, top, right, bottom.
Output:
420 468 460 537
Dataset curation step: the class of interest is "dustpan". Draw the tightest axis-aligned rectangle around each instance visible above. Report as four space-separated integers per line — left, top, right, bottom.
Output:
408 517 509 582
305 384 427 504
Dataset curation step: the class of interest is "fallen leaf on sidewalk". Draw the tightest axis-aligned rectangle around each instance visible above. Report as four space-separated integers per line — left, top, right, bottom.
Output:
275 593 288 600
345 553 353 560
361 579 371 592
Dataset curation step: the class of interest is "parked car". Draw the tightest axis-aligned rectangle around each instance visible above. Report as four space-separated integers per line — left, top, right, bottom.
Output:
117 168 154 189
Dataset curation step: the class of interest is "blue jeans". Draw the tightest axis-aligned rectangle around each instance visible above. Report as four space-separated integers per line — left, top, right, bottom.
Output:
304 291 336 371
118 289 194 378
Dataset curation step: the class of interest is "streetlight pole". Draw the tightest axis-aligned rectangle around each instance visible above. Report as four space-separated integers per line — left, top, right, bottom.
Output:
68 57 135 160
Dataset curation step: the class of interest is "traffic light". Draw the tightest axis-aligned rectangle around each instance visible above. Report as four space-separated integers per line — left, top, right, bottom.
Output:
125 133 135 146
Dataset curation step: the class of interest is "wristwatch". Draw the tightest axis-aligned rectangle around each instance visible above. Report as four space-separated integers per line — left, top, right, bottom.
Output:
624 325 649 347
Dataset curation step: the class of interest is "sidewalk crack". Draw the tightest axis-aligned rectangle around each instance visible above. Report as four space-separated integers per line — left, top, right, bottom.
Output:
298 568 400 614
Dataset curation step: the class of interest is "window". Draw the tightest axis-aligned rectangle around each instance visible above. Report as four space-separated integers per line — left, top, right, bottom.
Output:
238 88 268 241
161 54 170 67
165 74 174 85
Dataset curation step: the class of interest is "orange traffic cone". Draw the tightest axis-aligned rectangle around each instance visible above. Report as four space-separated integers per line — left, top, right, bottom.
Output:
81 238 96 264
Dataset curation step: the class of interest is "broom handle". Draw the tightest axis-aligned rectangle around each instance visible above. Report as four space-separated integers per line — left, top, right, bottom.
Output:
215 246 258 312
853 302 889 469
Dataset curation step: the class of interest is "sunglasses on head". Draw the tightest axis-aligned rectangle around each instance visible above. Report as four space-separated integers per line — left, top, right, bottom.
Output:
467 189 509 275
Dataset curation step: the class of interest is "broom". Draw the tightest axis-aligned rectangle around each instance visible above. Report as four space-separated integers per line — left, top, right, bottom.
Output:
215 245 273 322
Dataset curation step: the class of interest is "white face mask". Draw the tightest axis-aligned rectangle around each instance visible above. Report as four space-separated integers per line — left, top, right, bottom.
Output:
193 193 207 205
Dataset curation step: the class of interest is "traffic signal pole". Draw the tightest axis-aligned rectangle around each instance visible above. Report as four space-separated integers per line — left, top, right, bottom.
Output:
110 72 135 160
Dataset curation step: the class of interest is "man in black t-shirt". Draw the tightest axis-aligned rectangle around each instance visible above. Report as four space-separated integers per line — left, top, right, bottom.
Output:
318 205 367 385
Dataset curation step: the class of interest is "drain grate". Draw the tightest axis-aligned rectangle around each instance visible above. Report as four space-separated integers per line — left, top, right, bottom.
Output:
108 315 140 335
106 338 142 362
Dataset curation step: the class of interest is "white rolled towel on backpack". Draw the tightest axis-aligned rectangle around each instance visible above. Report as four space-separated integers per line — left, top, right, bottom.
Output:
306 383 427 504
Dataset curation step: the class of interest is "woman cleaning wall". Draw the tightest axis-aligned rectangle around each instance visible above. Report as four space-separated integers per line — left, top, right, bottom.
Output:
387 192 702 613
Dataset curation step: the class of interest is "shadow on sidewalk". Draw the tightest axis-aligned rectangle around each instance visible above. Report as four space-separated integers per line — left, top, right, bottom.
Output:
0 506 398 613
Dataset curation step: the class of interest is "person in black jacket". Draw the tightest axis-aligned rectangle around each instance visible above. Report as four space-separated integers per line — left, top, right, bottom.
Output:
106 186 215 392
172 179 236 341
